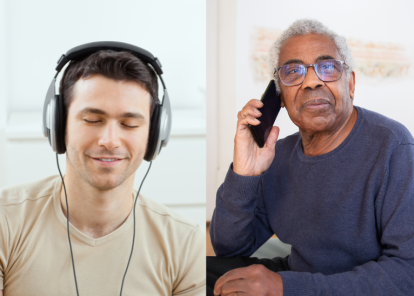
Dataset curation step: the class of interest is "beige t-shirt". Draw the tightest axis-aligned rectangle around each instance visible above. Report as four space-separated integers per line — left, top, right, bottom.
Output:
0 176 206 296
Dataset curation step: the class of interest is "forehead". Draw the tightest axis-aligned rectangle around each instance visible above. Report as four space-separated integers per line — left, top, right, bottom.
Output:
278 33 341 65
70 74 151 116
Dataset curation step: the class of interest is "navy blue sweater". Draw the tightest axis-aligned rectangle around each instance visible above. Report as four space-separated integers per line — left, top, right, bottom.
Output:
211 106 414 296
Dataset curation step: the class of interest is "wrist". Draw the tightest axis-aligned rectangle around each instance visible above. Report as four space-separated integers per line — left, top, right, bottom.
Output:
232 164 262 176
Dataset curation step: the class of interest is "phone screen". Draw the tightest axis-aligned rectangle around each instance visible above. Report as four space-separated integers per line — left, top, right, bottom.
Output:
248 80 281 148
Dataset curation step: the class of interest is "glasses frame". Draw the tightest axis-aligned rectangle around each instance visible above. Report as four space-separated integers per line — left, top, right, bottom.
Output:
274 59 349 86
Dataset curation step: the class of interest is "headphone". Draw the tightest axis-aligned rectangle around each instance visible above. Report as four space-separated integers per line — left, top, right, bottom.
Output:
42 41 172 161
44 42 172 295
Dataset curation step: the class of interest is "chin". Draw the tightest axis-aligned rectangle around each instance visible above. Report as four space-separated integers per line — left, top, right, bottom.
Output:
299 117 334 132
86 174 128 191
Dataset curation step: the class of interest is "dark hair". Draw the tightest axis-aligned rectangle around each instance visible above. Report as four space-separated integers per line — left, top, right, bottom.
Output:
59 50 159 114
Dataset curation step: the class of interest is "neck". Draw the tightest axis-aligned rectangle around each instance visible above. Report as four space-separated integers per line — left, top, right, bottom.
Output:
60 169 135 239
300 107 358 157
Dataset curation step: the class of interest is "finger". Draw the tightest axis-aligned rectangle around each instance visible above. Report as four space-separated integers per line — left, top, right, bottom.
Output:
236 115 260 132
214 267 250 295
238 105 262 120
237 100 263 119
221 279 248 296
246 98 264 109
264 126 280 149
223 292 249 296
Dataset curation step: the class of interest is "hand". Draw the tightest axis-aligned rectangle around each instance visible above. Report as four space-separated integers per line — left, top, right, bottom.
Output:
234 99 280 176
213 264 283 296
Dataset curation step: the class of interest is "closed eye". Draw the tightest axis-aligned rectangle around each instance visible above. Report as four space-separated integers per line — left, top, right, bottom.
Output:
122 124 138 128
84 119 100 124
84 119 138 128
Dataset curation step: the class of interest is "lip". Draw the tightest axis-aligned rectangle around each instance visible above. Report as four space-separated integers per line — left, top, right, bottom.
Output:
89 156 124 166
302 99 330 110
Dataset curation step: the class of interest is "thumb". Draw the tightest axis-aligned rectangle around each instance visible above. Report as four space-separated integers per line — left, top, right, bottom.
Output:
264 126 280 149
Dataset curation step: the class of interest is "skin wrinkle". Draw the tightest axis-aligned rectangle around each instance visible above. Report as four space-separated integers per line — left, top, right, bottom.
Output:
282 55 335 66
278 34 357 157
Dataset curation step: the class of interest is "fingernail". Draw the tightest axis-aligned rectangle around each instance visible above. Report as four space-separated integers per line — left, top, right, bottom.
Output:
255 109 262 115
254 118 260 123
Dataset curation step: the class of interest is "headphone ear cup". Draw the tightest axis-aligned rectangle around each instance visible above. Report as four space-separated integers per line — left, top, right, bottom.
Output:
54 95 67 154
144 104 161 161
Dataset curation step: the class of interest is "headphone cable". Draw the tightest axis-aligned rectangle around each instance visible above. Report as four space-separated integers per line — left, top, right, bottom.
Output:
56 153 153 295
120 161 152 295
56 153 79 296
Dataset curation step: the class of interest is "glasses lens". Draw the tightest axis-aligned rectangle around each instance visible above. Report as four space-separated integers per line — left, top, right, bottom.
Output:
278 64 306 86
316 60 343 82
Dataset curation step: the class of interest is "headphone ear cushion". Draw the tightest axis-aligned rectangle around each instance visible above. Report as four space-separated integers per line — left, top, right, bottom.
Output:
144 104 161 161
54 95 67 154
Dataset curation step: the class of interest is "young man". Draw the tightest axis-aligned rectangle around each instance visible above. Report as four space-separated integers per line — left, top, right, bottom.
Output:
0 47 205 295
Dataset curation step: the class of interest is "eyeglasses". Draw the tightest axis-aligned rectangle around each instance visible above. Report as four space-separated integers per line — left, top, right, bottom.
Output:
274 59 349 86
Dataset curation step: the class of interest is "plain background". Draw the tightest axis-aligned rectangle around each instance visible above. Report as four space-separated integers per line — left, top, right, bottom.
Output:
0 0 206 228
207 0 414 220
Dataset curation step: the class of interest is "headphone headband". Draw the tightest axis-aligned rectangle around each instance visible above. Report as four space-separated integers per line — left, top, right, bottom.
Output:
55 41 163 75
43 41 172 161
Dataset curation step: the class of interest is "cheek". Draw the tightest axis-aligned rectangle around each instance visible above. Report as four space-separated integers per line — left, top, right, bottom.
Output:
330 82 350 108
281 87 300 111
66 121 93 148
126 127 150 154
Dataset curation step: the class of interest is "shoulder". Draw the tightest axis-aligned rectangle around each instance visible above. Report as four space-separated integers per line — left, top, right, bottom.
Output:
136 196 205 292
357 106 414 146
136 195 205 266
136 195 203 241
0 176 59 256
137 195 199 229
0 176 58 207
0 176 59 225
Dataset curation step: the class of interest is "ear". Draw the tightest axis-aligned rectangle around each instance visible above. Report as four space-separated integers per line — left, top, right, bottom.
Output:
279 91 285 108
348 71 355 100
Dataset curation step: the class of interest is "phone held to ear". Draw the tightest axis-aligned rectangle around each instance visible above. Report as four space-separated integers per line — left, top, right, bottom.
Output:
248 80 282 148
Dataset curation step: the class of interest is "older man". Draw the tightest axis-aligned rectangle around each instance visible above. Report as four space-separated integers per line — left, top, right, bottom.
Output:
208 19 414 296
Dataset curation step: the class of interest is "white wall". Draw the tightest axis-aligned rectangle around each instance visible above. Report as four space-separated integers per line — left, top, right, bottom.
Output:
206 0 218 221
0 0 8 188
207 0 414 220
6 0 205 112
206 0 238 220
0 0 206 228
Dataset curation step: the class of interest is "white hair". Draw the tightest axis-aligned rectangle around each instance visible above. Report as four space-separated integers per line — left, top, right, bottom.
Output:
268 19 354 93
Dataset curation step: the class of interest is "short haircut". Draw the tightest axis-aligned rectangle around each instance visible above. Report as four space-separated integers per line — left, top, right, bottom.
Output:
59 50 159 114
268 19 354 93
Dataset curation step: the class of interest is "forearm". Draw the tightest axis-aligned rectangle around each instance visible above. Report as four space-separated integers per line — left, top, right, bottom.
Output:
210 165 273 257
279 256 414 296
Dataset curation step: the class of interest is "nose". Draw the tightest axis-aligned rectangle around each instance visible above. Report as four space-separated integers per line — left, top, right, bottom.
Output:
97 121 121 150
301 65 324 90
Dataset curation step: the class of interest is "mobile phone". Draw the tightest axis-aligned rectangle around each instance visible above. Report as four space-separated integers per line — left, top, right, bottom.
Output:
248 80 281 148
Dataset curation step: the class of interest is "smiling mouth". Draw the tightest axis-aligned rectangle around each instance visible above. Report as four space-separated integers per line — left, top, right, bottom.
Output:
89 156 124 166
96 158 119 162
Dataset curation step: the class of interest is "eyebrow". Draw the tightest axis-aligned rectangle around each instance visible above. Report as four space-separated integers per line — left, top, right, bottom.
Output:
282 55 336 66
77 107 146 120
283 59 303 65
315 55 336 63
